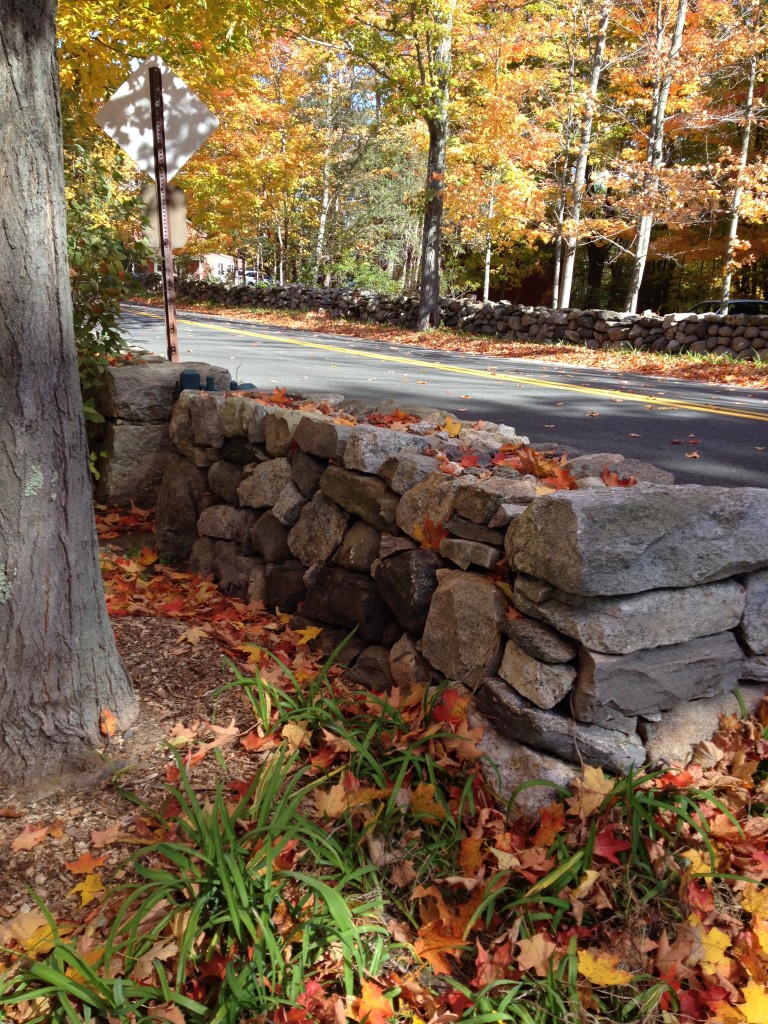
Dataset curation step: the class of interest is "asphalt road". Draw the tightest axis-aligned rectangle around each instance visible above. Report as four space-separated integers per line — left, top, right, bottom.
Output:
122 305 768 488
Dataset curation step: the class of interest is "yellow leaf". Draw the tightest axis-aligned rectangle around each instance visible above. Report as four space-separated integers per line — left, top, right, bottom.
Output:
700 923 732 973
577 949 633 986
741 883 768 921
567 765 614 817
443 415 462 437
491 848 521 870
281 721 312 751
294 626 322 646
572 869 601 899
68 872 105 907
681 847 711 876
410 782 447 822
0 909 72 953
739 979 768 1024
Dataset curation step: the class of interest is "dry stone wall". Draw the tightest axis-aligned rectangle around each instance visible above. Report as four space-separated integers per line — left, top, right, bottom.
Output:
175 280 768 362
154 384 768 811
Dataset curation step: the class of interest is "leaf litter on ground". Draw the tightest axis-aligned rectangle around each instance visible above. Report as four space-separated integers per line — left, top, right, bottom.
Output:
1 506 768 1023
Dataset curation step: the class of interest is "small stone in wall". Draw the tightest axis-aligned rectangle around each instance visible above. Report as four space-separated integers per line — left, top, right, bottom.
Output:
498 641 576 710
476 677 645 773
389 633 435 686
379 452 441 494
500 617 577 664
469 709 579 818
345 645 395 693
343 424 423 474
420 571 508 685
488 503 529 529
395 473 462 539
288 493 349 566
454 476 537 524
740 568 768 655
208 460 244 505
373 549 445 634
251 511 291 563
319 465 399 531
264 409 305 457
248 563 267 605
213 541 260 597
334 520 381 572
291 448 326 499
189 536 216 577
641 684 767 767
293 415 352 461
445 517 505 545
197 505 259 548
303 565 395 643
238 458 293 509
513 577 745 655
272 481 308 526
439 537 503 570
264 560 306 612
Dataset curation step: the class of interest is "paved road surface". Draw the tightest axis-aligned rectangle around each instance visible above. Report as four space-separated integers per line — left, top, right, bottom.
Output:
122 305 768 488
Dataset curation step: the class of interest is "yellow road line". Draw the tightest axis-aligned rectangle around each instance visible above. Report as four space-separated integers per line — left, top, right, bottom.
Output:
130 307 768 423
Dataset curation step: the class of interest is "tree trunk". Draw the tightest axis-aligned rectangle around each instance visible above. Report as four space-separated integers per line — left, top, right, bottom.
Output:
311 63 334 284
624 0 688 313
416 1 454 331
482 186 495 302
0 0 137 795
417 114 448 330
558 1 611 309
721 55 756 306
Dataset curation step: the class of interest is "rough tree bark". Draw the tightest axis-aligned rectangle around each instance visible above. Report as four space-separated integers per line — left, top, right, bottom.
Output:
624 0 688 313
416 0 455 332
721 55 757 306
558 1 611 309
0 0 137 795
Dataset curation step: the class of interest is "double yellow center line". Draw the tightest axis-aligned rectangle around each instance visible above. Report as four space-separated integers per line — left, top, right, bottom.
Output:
130 308 768 423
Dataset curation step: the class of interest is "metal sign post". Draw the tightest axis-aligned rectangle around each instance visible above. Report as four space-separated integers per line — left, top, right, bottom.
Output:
149 66 179 362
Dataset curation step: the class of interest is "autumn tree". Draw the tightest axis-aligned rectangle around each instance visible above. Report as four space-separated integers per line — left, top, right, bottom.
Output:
0 0 137 793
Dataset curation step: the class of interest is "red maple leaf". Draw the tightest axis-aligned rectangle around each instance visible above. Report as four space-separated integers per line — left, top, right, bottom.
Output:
593 823 632 865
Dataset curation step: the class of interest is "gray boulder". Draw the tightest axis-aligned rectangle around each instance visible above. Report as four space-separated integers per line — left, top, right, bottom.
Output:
500 617 577 664
251 511 291 562
508 486 768 596
303 565 395 643
421 571 508 685
319 465 399 530
288 493 349 565
334 521 382 572
197 505 258 548
208 460 243 505
395 473 461 539
740 569 768 655
238 458 292 508
513 576 745 655
574 632 745 725
372 549 444 633
156 455 209 563
498 641 576 710
96 422 172 506
476 677 645 773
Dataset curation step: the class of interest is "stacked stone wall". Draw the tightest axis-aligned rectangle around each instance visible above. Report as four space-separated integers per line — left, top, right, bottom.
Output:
153 383 768 811
174 280 768 362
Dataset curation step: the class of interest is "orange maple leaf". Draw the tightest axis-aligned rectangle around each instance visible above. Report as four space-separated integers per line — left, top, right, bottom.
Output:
352 981 394 1024
601 467 638 487
413 518 449 550
64 852 109 874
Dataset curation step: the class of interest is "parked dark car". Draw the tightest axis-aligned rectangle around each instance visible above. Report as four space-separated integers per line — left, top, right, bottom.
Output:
688 299 768 315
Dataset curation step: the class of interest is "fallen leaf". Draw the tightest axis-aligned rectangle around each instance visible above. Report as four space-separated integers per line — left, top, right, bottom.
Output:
99 707 117 738
352 980 394 1024
65 851 109 874
295 626 323 646
148 1004 185 1024
131 939 179 983
91 823 129 849
11 825 49 852
282 721 312 751
68 872 105 907
516 932 558 977
175 625 210 646
410 782 447 822
685 451 701 459
738 979 768 1023
577 949 633 986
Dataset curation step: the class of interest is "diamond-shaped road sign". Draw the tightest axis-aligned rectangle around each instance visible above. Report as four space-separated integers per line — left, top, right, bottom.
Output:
95 55 218 180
